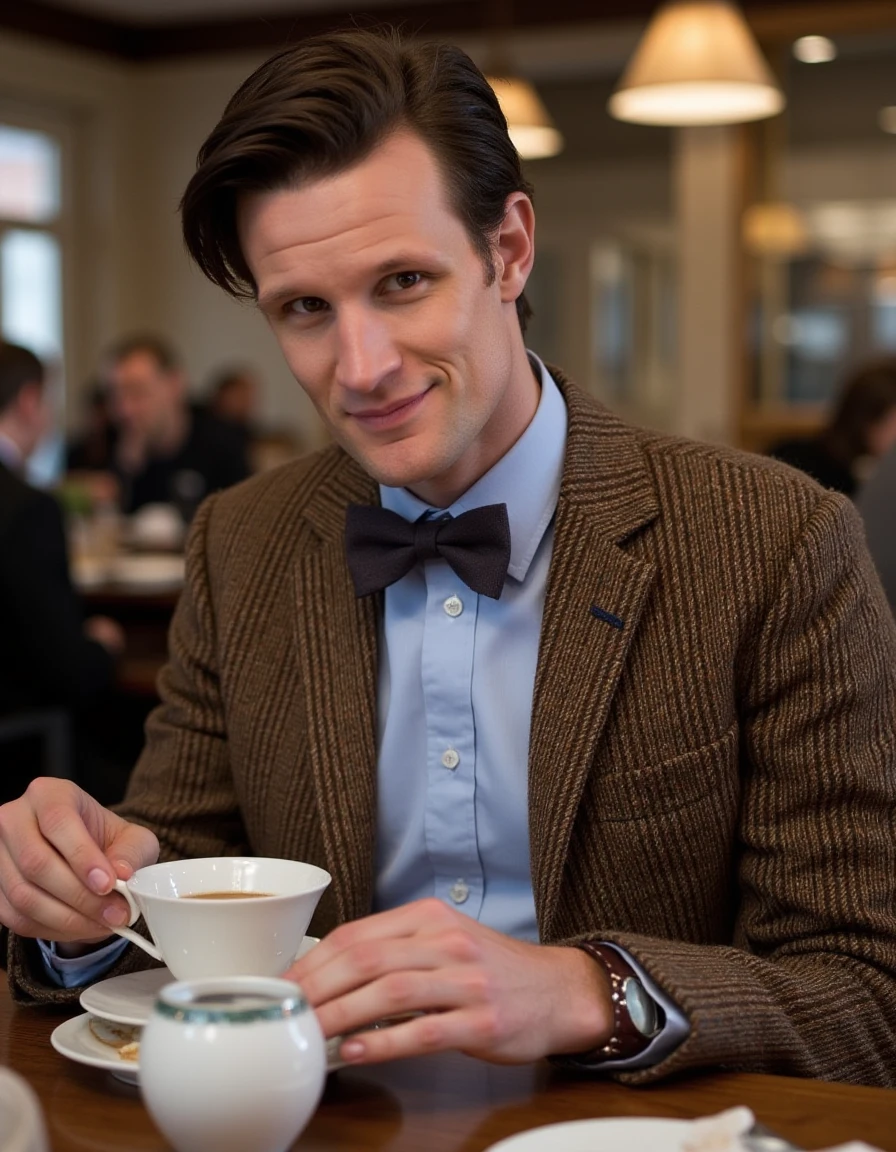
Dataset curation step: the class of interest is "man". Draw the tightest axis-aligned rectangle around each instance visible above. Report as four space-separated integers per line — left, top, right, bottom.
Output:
1 31 895 1085
83 335 250 518
0 343 124 801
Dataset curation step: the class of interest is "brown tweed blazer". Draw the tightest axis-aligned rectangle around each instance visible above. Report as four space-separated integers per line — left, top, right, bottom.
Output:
7 375 896 1086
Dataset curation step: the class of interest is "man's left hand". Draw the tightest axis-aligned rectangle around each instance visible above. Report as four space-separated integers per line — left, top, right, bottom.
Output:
284 898 613 1065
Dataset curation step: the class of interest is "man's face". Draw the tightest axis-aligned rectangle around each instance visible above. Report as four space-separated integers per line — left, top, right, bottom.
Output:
108 350 183 447
238 130 538 507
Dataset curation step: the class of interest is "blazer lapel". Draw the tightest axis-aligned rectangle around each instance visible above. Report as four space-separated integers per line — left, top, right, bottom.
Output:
529 377 660 938
293 455 380 925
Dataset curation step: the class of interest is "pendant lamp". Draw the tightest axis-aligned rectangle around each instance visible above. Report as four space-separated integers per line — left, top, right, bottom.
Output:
609 0 785 126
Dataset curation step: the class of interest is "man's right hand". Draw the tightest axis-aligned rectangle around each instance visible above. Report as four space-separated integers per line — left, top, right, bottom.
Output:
0 778 159 945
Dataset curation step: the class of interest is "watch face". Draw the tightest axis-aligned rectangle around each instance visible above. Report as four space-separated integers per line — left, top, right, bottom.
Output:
623 976 659 1037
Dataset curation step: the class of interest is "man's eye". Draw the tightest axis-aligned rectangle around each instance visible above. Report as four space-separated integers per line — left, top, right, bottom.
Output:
385 272 423 292
287 297 328 315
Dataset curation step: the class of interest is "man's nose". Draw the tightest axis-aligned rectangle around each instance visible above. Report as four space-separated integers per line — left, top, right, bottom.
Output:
334 309 401 392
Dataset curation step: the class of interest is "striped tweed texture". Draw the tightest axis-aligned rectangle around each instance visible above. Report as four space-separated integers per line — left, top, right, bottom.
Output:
7 374 896 1087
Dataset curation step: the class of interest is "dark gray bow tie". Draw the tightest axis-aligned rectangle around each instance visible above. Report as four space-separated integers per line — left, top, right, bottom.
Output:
344 503 511 599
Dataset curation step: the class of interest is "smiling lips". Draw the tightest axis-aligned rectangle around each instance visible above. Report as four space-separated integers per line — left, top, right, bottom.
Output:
349 385 433 430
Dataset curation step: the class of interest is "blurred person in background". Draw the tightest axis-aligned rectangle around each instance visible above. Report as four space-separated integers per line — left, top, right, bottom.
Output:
66 379 117 473
206 364 259 454
0 342 124 803
768 357 896 497
856 439 896 616
92 335 250 521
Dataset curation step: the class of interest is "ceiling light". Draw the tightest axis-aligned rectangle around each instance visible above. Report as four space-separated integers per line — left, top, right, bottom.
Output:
487 76 564 160
743 202 810 258
792 36 837 64
879 107 896 135
609 1 785 127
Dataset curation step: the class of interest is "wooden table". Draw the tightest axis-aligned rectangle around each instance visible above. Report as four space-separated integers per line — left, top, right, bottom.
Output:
2 983 894 1151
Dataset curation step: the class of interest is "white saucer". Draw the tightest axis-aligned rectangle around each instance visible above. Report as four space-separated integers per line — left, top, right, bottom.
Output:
484 1118 692 1152
79 935 319 1026
107 553 185 590
50 1015 141 1085
52 1010 344 1086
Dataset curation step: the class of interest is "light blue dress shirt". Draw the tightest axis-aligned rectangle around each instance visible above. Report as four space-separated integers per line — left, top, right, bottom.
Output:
374 354 686 1068
374 354 566 937
42 354 687 1068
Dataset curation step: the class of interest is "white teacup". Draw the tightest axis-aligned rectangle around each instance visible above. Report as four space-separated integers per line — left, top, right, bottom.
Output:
112 857 331 980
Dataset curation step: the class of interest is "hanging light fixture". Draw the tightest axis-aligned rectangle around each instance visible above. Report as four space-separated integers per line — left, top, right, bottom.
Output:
609 0 785 127
483 0 563 160
487 74 564 159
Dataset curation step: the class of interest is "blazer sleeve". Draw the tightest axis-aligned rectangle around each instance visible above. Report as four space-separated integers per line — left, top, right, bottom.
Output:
0 489 114 707
581 494 896 1086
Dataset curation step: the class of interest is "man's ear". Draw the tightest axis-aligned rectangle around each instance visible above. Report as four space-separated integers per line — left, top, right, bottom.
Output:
495 192 536 306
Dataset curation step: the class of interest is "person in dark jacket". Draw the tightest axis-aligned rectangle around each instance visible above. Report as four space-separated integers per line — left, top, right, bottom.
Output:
97 335 250 520
768 357 896 497
0 343 123 802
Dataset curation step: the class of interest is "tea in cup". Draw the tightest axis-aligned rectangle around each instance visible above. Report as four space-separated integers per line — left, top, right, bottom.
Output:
111 857 331 979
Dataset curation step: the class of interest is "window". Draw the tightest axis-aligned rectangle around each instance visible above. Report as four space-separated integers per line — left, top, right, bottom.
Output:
0 123 64 484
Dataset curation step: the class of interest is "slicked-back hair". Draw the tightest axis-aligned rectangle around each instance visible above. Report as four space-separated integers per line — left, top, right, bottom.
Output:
0 342 43 416
180 28 534 331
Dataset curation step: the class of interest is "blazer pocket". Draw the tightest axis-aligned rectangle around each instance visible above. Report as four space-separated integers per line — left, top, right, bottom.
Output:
590 721 739 822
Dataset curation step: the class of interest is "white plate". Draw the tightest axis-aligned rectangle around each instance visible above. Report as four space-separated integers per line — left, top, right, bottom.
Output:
79 935 319 1026
484 1117 692 1152
51 1014 142 1085
107 554 185 590
52 1010 344 1087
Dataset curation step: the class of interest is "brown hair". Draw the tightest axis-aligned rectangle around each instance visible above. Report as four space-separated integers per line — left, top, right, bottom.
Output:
0 342 44 415
103 333 181 375
180 28 534 330
823 357 896 464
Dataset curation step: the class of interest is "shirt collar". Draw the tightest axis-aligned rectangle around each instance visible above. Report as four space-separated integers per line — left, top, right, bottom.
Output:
0 431 24 473
379 352 567 584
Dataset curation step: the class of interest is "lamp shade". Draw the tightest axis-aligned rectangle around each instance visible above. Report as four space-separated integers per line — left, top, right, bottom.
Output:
609 0 785 126
743 201 810 257
487 75 564 159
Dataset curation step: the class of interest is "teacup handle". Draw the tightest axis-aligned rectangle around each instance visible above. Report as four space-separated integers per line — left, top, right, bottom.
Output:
111 879 164 962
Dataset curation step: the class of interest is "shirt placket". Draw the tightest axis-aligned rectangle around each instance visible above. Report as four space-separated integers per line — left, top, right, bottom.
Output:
420 558 483 919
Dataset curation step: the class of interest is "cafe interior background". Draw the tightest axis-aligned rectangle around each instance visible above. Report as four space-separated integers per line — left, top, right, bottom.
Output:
1 0 896 477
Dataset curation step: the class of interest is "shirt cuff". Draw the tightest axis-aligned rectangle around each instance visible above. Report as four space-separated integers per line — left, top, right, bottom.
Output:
37 936 129 989
578 942 690 1071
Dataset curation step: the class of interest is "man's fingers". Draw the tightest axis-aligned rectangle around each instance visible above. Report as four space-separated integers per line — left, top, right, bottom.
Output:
0 839 124 941
335 1007 490 1066
17 779 116 895
0 779 157 942
102 818 160 880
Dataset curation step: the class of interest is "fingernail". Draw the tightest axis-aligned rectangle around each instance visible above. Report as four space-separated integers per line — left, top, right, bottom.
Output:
87 868 111 894
102 904 128 927
341 1040 365 1061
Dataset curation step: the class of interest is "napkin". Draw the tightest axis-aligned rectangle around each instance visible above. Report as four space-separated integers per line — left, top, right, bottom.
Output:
682 1108 886 1152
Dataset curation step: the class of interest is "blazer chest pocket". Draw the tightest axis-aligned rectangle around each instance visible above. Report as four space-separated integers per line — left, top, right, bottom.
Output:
588 721 739 822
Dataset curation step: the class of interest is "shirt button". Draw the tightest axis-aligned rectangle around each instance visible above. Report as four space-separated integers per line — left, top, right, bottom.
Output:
443 595 463 617
441 748 460 770
449 880 469 904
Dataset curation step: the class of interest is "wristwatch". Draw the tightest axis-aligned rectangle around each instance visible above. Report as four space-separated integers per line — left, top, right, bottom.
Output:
576 942 663 1061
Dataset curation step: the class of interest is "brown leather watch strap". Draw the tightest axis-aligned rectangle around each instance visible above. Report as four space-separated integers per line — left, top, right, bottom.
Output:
574 942 662 1062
